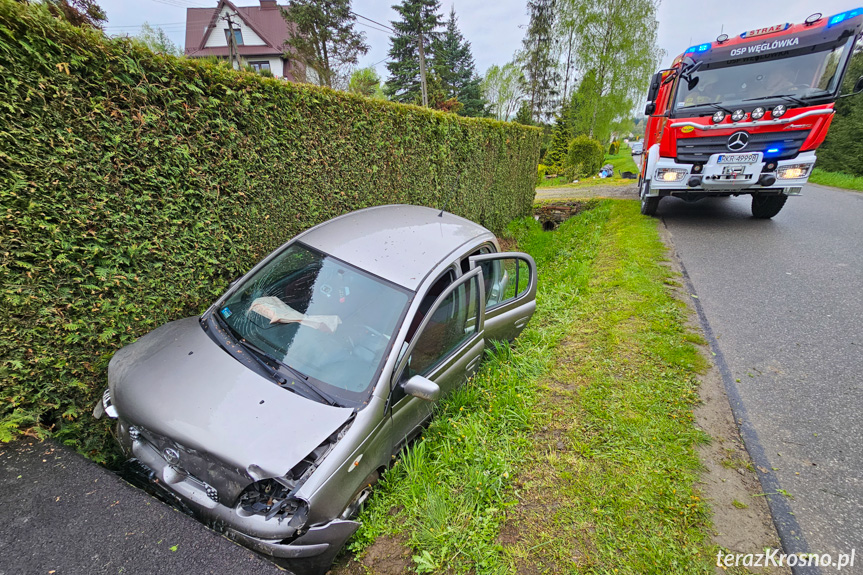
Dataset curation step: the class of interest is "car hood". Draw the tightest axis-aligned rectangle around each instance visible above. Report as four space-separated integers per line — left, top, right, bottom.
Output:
109 317 354 479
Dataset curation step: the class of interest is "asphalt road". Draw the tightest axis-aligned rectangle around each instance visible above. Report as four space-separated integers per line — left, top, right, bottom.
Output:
0 440 283 575
660 184 863 572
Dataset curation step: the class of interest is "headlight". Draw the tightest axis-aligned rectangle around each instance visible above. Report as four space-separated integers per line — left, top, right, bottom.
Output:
777 164 812 180
731 109 746 122
771 105 787 118
238 479 309 526
751 107 766 120
655 168 688 182
712 111 726 124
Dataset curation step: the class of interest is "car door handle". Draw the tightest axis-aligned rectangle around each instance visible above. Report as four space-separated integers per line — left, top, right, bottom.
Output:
467 356 481 373
515 317 529 328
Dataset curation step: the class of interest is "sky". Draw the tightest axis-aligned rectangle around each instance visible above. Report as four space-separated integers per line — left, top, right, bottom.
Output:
99 0 862 78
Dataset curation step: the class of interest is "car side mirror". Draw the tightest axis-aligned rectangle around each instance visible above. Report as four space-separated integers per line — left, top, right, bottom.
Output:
854 75 863 94
644 102 656 116
403 375 440 402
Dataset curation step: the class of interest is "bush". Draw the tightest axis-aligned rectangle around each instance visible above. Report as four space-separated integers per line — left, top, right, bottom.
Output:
565 135 605 179
0 0 541 457
537 164 547 185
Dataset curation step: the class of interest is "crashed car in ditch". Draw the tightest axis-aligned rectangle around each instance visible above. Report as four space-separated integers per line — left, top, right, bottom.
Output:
95 204 537 573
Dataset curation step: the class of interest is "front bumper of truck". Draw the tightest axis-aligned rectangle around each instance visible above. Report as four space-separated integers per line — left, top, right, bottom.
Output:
643 150 815 198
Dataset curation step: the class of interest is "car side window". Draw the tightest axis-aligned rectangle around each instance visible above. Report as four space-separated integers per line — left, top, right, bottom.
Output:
477 257 531 308
403 274 480 380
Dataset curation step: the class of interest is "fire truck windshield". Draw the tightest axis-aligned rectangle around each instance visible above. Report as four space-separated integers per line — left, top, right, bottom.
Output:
674 38 854 111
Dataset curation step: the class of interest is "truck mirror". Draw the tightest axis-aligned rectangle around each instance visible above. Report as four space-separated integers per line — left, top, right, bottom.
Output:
644 102 656 116
687 76 699 91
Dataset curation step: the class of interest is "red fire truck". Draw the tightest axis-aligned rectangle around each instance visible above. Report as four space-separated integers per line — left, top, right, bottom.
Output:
639 9 863 217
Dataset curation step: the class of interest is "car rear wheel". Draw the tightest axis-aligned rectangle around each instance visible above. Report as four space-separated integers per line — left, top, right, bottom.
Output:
751 194 787 219
640 179 660 216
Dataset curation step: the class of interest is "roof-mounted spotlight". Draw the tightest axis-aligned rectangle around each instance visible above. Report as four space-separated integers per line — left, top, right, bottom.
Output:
805 13 823 26
716 33 729 43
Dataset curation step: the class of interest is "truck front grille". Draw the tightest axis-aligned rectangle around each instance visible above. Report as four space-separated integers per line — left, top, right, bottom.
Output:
676 130 809 163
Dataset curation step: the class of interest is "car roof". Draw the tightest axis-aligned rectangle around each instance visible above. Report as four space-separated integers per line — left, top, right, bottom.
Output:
298 205 495 290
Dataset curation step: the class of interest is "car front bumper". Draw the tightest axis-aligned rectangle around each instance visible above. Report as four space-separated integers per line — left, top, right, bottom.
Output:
125 426 358 567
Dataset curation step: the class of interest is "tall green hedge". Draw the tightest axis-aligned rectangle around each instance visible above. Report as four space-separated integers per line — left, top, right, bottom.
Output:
0 1 541 459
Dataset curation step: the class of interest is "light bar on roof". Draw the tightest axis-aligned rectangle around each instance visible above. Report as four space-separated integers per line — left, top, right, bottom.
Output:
827 7 863 27
685 43 711 54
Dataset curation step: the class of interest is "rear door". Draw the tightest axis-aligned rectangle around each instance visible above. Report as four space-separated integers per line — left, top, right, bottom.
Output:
469 252 537 342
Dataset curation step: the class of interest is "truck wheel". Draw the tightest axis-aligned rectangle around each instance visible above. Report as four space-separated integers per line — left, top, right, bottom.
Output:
640 179 660 216
751 195 788 219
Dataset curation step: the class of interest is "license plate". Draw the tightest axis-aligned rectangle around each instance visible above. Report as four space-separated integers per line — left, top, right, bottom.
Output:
717 153 759 164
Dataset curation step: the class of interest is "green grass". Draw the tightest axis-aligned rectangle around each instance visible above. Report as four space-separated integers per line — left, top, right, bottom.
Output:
809 167 863 192
537 143 640 189
343 201 717 574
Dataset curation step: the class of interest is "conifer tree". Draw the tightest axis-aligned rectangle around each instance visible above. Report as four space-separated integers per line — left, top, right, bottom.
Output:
431 7 487 116
384 0 443 104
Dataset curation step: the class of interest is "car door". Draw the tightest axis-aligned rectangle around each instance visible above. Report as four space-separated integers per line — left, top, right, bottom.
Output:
469 252 537 342
388 267 485 456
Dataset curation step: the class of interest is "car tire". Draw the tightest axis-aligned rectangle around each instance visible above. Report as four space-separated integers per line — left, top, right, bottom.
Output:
751 194 787 219
640 179 660 217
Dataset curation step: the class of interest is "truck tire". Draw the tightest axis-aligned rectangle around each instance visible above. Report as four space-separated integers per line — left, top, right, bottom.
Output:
751 194 788 219
640 179 660 216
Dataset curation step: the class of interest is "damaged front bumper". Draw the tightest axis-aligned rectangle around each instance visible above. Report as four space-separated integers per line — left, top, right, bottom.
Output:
123 423 358 570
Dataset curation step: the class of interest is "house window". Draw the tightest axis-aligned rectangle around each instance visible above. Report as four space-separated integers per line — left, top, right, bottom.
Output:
249 61 271 72
224 28 244 46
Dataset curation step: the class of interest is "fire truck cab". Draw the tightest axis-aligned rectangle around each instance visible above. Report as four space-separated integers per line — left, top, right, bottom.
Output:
640 9 863 218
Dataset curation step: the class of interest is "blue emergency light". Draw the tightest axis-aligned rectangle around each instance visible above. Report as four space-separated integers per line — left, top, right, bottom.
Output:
685 43 711 54
827 7 863 27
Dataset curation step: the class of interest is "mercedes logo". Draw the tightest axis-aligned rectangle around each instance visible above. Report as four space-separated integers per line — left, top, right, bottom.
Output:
727 131 750 151
163 448 180 465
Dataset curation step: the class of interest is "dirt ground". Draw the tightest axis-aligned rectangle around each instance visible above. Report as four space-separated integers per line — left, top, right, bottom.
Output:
535 182 639 201
330 189 788 574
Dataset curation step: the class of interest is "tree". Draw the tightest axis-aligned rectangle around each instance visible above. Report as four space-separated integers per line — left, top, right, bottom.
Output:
544 103 573 169
562 0 661 141
431 7 486 116
133 22 182 57
281 0 369 89
519 0 559 124
481 61 524 121
816 44 863 175
384 0 443 104
348 66 385 99
513 101 533 125
15 0 105 28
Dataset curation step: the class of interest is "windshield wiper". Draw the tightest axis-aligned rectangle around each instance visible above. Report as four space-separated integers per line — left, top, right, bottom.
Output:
236 337 339 407
743 94 808 107
208 313 337 406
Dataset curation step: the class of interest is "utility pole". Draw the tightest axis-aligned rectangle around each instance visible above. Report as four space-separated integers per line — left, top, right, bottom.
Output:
417 29 428 107
223 12 239 70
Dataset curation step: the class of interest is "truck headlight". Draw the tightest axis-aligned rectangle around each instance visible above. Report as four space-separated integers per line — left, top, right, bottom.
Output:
655 168 688 182
776 164 812 180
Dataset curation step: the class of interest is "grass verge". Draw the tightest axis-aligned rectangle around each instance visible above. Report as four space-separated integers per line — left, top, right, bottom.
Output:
809 167 863 192
341 200 715 574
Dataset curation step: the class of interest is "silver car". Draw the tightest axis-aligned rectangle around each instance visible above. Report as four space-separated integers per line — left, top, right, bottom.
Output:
95 205 537 574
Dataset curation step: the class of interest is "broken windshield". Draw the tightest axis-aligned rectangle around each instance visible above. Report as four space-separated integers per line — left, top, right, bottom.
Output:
218 243 410 406
674 38 854 110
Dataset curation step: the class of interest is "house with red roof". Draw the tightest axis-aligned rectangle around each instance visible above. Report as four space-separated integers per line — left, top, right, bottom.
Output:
184 0 303 80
